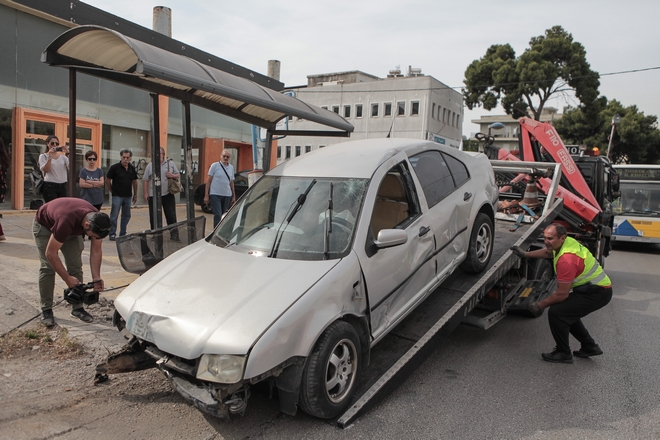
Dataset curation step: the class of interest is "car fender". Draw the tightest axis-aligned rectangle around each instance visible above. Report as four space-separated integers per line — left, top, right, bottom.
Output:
243 251 367 379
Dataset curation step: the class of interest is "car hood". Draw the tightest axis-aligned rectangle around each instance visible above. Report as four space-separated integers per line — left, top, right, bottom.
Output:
114 240 338 360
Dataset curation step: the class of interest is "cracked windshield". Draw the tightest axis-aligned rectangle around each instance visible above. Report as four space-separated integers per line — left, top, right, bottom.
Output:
212 176 368 260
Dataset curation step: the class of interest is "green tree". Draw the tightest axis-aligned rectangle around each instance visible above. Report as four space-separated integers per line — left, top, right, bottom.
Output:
463 26 600 121
555 99 660 164
461 136 479 152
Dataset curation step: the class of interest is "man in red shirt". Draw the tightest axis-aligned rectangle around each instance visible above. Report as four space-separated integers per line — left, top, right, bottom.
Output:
33 198 111 326
512 224 613 363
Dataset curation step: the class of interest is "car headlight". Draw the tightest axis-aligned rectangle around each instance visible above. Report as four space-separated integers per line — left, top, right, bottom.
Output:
196 354 246 384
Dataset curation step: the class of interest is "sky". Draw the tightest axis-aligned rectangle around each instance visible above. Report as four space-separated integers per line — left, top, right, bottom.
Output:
82 0 660 137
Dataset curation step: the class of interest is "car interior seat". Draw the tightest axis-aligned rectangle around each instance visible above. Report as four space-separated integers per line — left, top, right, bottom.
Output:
371 173 410 238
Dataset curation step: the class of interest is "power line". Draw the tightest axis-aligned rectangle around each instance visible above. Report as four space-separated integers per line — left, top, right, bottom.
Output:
291 66 660 94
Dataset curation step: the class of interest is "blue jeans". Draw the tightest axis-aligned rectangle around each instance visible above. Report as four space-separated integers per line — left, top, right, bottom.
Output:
210 195 231 228
110 196 132 237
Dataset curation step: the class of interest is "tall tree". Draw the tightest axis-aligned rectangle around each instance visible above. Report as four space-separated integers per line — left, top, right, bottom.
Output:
463 26 600 120
555 99 660 164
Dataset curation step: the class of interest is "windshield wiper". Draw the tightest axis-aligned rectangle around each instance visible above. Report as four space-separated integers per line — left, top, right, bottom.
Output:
323 182 334 260
269 179 317 258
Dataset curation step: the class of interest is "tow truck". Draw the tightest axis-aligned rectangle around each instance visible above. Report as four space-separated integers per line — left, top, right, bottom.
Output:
335 119 619 427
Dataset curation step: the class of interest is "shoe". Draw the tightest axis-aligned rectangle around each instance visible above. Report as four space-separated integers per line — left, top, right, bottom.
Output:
541 349 574 364
109 235 116 241
70 308 94 323
0 235 6 241
40 309 55 327
573 344 603 358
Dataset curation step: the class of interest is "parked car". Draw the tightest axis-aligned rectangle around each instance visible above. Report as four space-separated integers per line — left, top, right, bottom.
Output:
113 138 498 420
193 170 250 213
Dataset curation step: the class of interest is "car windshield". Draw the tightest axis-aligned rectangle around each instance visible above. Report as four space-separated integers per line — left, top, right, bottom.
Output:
210 176 369 260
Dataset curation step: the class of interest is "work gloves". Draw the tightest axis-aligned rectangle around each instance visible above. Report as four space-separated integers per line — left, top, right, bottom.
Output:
528 302 542 315
510 246 526 259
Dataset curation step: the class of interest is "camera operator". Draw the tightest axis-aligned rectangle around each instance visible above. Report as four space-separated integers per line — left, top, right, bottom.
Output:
39 135 69 202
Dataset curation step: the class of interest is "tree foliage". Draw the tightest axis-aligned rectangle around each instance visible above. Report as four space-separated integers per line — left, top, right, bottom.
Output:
555 99 660 164
463 26 600 121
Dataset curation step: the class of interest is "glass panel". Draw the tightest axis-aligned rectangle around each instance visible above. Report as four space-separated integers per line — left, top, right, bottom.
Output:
0 109 12 210
25 120 55 136
23 137 48 208
68 125 93 141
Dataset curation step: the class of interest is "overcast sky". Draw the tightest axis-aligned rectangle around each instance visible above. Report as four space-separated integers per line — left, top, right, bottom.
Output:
83 0 660 136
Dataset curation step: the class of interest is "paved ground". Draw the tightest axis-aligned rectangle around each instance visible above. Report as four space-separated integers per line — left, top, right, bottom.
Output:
0 204 213 347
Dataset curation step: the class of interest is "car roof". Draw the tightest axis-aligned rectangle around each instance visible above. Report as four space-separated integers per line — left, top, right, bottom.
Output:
268 138 435 179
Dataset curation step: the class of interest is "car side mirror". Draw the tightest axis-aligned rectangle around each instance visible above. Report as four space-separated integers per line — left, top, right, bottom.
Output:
374 229 407 249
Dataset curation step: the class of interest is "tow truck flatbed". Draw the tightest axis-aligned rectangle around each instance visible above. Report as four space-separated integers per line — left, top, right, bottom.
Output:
337 166 564 427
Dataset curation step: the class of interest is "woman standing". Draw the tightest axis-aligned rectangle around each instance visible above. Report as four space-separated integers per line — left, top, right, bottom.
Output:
39 135 69 202
79 150 104 210
0 138 8 240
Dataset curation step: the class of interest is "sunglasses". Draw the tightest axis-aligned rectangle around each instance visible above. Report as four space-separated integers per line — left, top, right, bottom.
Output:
87 158 97 161
49 141 59 146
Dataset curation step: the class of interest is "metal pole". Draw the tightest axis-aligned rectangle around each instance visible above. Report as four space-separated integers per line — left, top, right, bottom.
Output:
263 130 274 172
606 124 616 159
182 101 194 222
68 68 77 198
150 93 163 229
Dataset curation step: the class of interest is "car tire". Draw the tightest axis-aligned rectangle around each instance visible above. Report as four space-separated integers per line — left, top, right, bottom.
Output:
201 203 213 214
459 213 494 273
299 320 361 419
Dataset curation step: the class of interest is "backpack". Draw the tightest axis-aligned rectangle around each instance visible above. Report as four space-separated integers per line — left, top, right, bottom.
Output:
31 154 45 196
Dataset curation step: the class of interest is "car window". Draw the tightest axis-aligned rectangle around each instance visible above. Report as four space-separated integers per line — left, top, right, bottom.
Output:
409 151 455 208
369 164 418 238
443 152 470 187
212 176 368 260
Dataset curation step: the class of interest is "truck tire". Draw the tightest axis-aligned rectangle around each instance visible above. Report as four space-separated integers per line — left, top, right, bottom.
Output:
460 213 494 273
299 321 361 419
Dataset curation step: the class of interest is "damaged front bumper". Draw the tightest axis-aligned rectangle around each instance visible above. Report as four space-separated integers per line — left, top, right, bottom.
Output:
96 336 250 420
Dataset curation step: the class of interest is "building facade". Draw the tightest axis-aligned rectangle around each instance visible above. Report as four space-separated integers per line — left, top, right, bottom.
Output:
470 107 561 152
0 0 279 210
275 67 463 164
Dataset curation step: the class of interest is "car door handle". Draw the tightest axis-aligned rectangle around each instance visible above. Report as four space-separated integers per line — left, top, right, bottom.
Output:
464 192 472 201
419 226 431 237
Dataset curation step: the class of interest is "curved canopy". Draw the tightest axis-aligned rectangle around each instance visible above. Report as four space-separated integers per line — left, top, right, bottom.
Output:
41 25 353 134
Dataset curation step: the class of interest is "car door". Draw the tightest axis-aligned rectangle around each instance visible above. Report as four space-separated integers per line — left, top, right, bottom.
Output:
358 160 438 342
408 150 472 281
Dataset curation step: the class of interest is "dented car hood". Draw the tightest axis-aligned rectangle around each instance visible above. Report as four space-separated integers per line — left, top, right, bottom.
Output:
114 240 338 360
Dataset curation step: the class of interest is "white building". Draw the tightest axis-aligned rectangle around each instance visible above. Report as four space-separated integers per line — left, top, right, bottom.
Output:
276 67 464 163
470 107 561 152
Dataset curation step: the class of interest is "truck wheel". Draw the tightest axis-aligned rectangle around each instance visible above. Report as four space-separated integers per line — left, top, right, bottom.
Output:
299 321 360 419
533 259 554 282
460 213 494 273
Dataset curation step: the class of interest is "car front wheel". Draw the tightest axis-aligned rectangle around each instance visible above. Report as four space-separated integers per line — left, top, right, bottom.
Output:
459 213 494 273
299 321 361 419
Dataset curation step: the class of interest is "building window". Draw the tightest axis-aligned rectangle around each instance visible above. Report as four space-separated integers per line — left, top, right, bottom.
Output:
432 103 436 119
384 103 392 117
371 103 379 117
443 108 447 123
411 101 420 116
305 145 311 153
277 146 281 159
355 104 363 118
397 101 405 116
319 145 326 148
321 106 328 110
332 105 339 114
288 115 293 121
286 145 291 159
295 146 301 157
344 105 351 118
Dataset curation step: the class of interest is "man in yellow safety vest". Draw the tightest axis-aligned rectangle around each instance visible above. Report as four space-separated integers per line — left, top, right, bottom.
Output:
511 224 613 363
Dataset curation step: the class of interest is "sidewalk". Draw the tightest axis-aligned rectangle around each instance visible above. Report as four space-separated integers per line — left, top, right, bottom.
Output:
0 205 213 350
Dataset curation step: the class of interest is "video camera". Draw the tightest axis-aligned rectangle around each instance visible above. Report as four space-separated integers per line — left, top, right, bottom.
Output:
63 282 99 305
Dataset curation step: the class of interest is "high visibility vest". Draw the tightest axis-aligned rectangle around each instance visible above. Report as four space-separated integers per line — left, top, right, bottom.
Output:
553 237 611 288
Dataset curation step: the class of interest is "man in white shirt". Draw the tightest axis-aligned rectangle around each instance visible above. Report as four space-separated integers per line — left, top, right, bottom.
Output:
204 149 235 227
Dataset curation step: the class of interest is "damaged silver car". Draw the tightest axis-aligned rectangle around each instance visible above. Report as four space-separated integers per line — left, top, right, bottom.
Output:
103 138 498 420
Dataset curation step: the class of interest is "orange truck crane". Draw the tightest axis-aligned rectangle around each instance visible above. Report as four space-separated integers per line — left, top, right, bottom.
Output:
483 117 620 265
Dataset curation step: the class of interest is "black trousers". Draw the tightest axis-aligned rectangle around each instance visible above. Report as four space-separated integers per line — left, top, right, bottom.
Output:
42 181 67 203
147 194 178 239
548 284 613 354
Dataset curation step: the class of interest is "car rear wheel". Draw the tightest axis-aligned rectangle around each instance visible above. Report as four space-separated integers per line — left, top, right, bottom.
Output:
299 321 360 419
460 213 494 273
